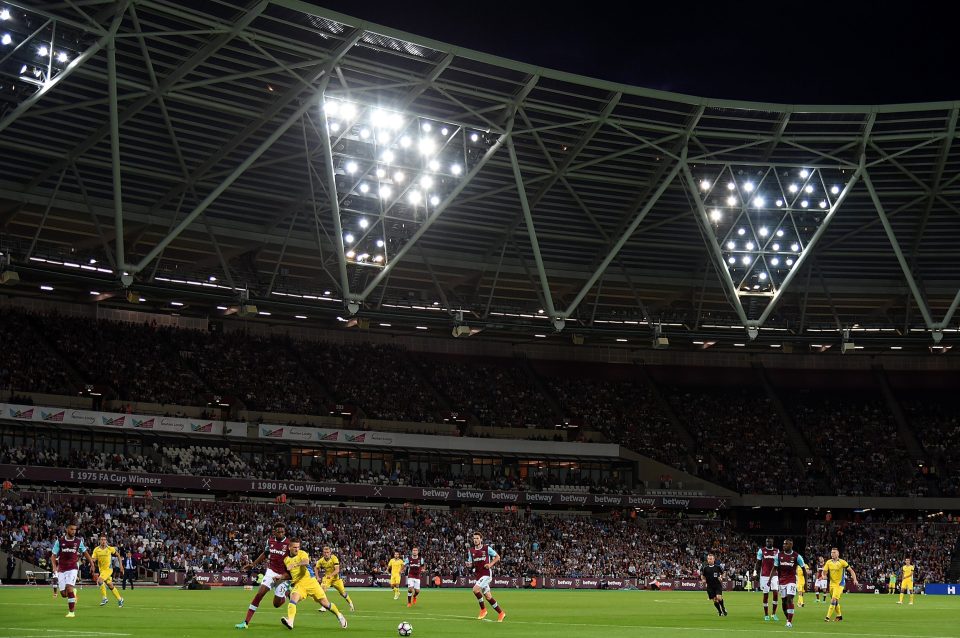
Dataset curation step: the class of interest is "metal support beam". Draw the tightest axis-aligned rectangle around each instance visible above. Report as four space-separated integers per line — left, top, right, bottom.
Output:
0 5 127 135
862 169 935 330
107 34 124 271
507 137 556 319
356 114 515 302
26 167 68 258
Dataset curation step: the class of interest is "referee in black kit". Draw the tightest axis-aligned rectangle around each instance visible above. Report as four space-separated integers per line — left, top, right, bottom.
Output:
700 553 728 617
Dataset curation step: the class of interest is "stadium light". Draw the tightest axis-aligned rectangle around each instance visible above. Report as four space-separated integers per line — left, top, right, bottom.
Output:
737 228 746 236
38 45 48 57
57 51 68 63
710 209 722 222
0 9 10 21
1 34 10 46
743 181 755 192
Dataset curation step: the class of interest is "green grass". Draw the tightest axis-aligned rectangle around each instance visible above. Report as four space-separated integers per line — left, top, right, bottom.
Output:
1 587 958 638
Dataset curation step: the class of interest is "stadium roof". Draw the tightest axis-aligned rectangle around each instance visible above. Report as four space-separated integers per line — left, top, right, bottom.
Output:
1 1 959 350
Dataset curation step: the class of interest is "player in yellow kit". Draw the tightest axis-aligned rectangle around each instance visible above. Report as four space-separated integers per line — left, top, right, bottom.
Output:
387 551 405 600
315 546 355 612
280 539 347 630
90 536 124 608
796 564 806 607
824 548 859 622
898 558 915 605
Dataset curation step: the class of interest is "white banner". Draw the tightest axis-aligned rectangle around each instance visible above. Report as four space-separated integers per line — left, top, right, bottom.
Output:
0 403 242 437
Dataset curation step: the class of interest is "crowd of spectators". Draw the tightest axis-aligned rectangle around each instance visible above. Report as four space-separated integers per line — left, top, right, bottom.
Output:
0 491 754 581
900 395 960 497
806 517 959 585
0 309 74 395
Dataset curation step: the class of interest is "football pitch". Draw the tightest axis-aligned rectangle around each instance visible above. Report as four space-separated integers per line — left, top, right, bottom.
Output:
1 587 958 638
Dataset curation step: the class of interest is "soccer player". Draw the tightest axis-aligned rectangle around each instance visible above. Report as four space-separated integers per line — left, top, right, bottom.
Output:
405 547 423 608
888 570 897 595
700 553 727 617
898 558 915 605
50 521 96 618
756 537 779 621
467 532 505 622
236 522 291 629
387 551 405 600
315 545 355 612
772 539 807 628
91 535 124 607
824 547 859 622
280 539 346 630
814 557 827 602
796 563 806 607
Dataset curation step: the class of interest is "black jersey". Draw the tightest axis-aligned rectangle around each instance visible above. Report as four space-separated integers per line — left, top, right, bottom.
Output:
702 563 724 586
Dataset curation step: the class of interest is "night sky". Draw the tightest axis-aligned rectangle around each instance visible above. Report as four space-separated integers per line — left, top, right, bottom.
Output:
311 1 958 105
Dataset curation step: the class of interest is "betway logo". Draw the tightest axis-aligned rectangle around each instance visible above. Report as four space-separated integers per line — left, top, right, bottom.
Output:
555 579 574 586
490 491 519 501
593 495 622 505
662 498 691 507
560 494 588 504
456 490 483 500
525 493 554 503
627 496 657 506
421 489 450 499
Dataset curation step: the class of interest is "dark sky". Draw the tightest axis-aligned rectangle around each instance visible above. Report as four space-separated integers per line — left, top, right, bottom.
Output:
312 1 958 105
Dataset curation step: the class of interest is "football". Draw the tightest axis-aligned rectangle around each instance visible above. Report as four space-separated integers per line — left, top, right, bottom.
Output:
397 621 413 636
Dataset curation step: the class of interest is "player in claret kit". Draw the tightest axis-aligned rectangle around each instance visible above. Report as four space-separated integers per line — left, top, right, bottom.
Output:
50 522 96 618
772 539 809 628
467 532 505 622
814 556 828 603
235 522 291 629
405 547 423 607
756 537 780 621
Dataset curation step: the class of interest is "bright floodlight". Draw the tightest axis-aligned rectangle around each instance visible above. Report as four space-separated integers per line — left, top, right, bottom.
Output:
428 159 440 171
381 150 395 163
799 169 809 178
700 179 710 191
376 239 384 247
743 181 755 193
420 175 434 189
753 196 764 207
324 100 340 116
370 108 388 128
710 209 722 222
344 233 354 243
775 199 783 207
418 137 436 155
388 113 404 130
422 122 432 132
379 185 392 199
1 34 11 46
376 168 386 179
759 227 769 237
394 171 405 183
451 163 462 176
408 190 421 204
441 127 449 136
737 228 746 236
746 241 755 250
801 200 809 208
38 45 48 57
340 102 357 120
346 250 355 258
776 229 784 237
726 182 735 190
373 255 384 263
788 183 798 193
742 255 751 265
770 257 780 266
345 161 358 174
728 256 736 264
57 51 68 64
759 272 768 281
0 9 10 20
430 195 440 206
772 243 780 251
786 258 794 266
470 132 480 142
727 241 736 250
791 242 800 252
805 184 814 193
831 185 840 195
819 200 828 209
359 183 369 193
377 131 392 145
726 195 737 206
400 135 412 148
359 218 369 229
329 122 340 133
360 128 370 139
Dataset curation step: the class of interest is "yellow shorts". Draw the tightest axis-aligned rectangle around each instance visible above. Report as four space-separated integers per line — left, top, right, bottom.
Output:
829 584 845 600
323 578 347 596
902 580 913 591
797 579 805 591
98 571 114 584
390 578 401 588
293 579 325 602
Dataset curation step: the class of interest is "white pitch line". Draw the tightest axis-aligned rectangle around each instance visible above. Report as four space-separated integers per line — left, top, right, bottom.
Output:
3 631 130 637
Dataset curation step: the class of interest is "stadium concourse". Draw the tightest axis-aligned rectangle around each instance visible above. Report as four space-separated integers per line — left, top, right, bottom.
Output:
0 3 959 630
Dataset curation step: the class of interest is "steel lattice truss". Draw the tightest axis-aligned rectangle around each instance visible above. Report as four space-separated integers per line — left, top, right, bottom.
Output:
1 0 959 346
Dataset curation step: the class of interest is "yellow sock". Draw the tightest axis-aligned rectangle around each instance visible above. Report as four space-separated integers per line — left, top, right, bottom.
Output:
899 593 904 603
111 586 122 600
836 603 842 616
328 602 341 616
287 601 298 623
344 595 353 605
910 594 914 603
393 587 398 595
826 604 834 618
798 593 804 605
99 584 107 598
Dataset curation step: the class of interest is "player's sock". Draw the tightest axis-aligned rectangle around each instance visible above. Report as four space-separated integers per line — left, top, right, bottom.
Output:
111 586 122 601
826 603 834 618
763 592 769 616
328 602 341 616
488 598 501 612
910 594 914 604
836 603 842 617
714 601 723 614
772 597 778 615
899 593 904 603
786 601 794 623
719 599 727 613
68 598 76 612
99 584 107 599
798 592 804 606
287 600 298 623
475 591 485 609
245 604 258 624
407 592 412 604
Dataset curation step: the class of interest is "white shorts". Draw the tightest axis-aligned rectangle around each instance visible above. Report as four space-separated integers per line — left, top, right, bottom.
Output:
815 579 827 590
57 569 78 591
474 576 492 594
760 575 779 593
262 568 287 591
779 583 798 597
406 577 421 590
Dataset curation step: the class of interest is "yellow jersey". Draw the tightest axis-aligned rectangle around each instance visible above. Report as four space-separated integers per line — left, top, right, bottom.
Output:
91 545 118 573
825 558 850 587
284 550 318 586
388 558 404 579
902 564 915 582
315 554 341 581
796 565 805 583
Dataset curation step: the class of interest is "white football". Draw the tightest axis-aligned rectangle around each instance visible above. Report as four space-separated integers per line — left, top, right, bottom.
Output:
398 621 413 636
